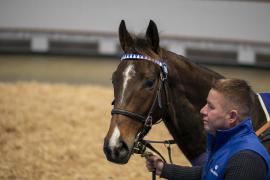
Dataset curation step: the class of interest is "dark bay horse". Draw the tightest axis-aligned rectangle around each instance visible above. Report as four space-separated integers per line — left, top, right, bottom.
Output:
103 20 269 165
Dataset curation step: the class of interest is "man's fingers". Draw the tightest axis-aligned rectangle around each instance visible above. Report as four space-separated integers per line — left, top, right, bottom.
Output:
145 155 162 172
146 163 155 172
145 154 159 161
146 156 155 172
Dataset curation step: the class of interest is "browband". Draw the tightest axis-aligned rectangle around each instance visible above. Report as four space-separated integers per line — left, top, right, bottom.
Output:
121 54 168 76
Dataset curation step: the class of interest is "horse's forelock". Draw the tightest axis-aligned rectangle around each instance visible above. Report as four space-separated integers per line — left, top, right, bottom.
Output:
128 37 161 60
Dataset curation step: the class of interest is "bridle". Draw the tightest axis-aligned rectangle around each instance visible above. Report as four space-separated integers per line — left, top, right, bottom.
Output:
111 54 174 180
111 53 172 149
111 54 175 180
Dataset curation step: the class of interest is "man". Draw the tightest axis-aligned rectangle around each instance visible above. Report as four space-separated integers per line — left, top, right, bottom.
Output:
146 78 270 180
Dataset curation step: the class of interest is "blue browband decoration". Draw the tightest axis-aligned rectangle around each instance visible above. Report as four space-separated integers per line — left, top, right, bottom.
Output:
121 54 168 75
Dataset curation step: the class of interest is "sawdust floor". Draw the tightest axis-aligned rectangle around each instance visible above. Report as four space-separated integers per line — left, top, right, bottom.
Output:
0 82 189 180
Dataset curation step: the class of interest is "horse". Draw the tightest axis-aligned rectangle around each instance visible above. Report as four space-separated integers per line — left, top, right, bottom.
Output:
103 20 270 166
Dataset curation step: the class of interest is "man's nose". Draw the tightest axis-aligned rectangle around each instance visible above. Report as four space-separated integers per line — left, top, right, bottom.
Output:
200 104 207 115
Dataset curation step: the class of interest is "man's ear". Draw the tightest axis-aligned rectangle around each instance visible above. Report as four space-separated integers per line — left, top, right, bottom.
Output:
228 110 239 125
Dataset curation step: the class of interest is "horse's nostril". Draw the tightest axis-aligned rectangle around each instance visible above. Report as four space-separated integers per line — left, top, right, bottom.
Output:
103 143 112 157
116 141 129 159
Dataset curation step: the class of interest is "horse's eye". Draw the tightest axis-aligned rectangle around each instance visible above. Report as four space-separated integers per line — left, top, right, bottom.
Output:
144 79 155 88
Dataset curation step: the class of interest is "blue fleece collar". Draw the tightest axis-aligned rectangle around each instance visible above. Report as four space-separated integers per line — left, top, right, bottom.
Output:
207 118 254 152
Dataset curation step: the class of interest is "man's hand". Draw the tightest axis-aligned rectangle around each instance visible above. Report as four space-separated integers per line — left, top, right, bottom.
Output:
145 155 164 176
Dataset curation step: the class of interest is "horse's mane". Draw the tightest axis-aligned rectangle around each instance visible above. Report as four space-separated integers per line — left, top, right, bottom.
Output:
196 63 225 78
160 48 224 79
129 35 224 92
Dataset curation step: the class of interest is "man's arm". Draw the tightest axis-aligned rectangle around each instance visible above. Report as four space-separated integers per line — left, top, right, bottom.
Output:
145 155 202 180
224 150 267 180
160 164 202 180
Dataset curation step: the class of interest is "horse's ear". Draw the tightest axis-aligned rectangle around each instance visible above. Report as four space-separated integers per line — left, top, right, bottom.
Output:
119 20 134 52
146 20 160 53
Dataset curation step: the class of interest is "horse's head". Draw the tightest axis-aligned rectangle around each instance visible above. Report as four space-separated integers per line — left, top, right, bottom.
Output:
103 20 167 164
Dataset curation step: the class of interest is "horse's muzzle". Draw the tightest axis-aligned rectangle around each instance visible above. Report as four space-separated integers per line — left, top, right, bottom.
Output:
103 139 130 164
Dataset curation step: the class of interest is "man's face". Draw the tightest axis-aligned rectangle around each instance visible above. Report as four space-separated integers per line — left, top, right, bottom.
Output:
200 89 231 135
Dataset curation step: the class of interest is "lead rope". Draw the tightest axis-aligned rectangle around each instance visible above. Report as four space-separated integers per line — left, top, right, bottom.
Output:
152 171 156 180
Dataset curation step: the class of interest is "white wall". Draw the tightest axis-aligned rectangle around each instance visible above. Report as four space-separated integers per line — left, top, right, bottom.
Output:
0 0 270 43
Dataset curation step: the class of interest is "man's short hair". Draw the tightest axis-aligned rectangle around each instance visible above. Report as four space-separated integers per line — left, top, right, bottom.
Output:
212 78 255 120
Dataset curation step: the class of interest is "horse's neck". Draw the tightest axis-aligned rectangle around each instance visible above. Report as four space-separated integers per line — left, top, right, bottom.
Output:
163 90 206 161
163 50 222 108
160 50 270 159
161 50 222 161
